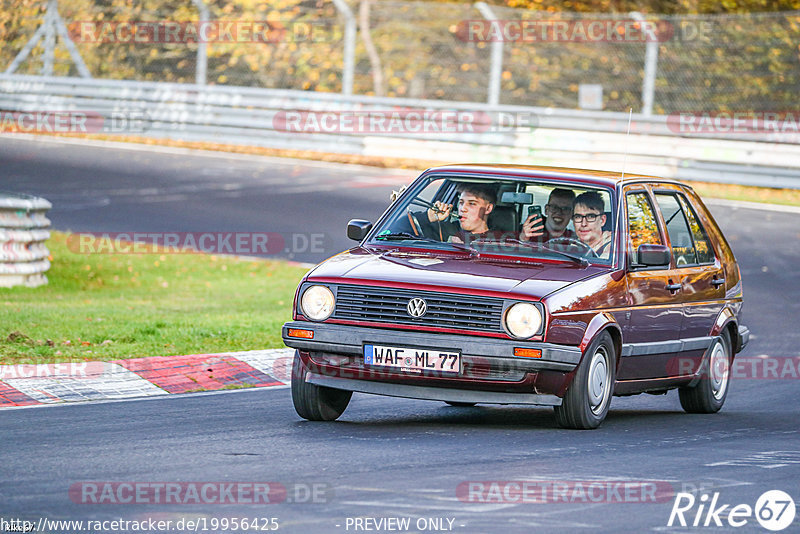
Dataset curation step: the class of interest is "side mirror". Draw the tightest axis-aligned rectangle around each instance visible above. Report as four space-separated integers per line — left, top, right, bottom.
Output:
347 219 373 241
636 243 671 267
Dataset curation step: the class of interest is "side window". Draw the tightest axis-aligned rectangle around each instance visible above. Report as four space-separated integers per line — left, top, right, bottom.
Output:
654 193 697 266
627 192 663 261
677 195 715 264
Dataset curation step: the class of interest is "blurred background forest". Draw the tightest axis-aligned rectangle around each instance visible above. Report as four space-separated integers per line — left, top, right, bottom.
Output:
2 0 799 113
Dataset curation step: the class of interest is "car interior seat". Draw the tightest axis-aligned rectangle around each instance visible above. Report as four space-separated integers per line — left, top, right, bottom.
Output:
488 205 516 233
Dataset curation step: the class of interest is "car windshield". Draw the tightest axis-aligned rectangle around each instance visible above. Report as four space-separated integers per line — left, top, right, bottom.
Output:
368 175 616 264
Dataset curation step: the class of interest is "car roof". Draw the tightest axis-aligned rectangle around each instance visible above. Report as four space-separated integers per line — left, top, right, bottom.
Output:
424 164 689 189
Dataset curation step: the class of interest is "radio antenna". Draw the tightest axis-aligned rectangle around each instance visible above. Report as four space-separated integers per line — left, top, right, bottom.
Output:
620 107 633 183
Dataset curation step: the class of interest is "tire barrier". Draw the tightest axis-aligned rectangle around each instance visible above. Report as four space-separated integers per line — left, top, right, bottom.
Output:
0 193 52 288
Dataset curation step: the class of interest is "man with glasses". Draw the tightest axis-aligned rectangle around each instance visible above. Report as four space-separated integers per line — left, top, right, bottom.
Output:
573 191 612 258
520 188 576 243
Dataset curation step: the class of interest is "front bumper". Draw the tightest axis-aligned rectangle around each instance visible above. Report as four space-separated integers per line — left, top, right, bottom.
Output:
282 321 581 401
283 321 581 372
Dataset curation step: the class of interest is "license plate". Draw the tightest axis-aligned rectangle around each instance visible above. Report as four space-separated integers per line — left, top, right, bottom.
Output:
364 344 461 375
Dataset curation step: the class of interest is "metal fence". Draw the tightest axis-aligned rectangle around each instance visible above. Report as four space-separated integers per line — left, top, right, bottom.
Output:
3 73 800 189
2 1 799 115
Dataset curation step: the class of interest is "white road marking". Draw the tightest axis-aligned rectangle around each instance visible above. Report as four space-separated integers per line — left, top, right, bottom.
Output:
705 450 800 469
3 362 167 403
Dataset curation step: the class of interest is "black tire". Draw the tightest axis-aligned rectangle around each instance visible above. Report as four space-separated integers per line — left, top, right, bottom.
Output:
679 330 732 414
291 350 352 421
554 331 616 430
444 401 476 407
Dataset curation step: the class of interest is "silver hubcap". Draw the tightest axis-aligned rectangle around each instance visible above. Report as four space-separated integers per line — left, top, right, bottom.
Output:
708 340 729 400
588 347 611 415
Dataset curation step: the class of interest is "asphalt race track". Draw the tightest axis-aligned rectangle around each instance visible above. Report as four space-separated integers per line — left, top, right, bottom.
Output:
0 136 414 265
2 137 799 533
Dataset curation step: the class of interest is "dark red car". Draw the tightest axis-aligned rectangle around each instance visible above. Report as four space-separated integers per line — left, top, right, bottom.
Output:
282 165 749 429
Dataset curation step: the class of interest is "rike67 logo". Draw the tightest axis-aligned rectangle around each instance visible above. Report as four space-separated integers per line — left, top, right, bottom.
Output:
668 490 796 531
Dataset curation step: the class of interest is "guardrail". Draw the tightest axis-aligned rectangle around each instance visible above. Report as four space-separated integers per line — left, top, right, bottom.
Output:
2 73 800 189
0 192 52 288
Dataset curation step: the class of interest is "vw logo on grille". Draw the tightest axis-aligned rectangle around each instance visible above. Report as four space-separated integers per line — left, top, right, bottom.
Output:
407 298 427 318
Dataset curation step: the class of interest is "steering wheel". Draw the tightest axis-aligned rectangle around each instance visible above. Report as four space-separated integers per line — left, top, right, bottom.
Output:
545 237 598 258
406 209 425 237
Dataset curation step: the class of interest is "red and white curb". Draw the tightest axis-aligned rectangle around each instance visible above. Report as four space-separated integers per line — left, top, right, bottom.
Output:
0 348 294 408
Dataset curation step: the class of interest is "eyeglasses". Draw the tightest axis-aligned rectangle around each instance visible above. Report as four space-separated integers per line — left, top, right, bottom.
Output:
572 213 601 223
545 204 572 215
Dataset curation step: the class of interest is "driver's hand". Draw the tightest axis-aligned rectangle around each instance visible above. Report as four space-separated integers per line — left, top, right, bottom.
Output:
520 215 544 241
427 201 452 222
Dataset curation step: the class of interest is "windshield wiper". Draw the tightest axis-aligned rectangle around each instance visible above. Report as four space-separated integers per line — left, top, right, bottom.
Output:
374 232 477 255
374 231 423 241
490 238 590 266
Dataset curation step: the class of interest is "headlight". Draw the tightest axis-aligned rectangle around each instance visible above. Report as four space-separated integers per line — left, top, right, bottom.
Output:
300 285 335 321
503 302 542 339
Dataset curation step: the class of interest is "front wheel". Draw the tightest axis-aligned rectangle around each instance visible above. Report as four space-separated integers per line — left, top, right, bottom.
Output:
679 330 732 414
291 350 352 421
554 332 616 430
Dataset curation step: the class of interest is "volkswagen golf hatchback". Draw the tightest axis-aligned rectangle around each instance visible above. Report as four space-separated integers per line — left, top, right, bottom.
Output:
283 165 749 429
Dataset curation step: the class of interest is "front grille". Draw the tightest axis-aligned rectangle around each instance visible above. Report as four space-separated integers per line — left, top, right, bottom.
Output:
333 285 504 333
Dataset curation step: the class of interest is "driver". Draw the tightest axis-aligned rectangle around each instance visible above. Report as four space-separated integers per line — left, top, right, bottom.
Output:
573 191 612 259
419 183 502 244
519 188 575 243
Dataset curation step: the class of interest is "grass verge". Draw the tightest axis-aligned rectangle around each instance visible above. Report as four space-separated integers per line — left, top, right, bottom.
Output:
0 232 308 365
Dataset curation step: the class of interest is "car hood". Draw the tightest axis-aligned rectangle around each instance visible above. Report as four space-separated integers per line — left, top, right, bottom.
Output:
305 247 606 300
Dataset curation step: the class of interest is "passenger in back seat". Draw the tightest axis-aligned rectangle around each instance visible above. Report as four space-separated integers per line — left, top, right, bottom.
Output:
519 188 576 243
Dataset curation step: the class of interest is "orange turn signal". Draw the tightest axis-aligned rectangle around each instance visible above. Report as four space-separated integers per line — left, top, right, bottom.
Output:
514 348 542 358
287 328 314 339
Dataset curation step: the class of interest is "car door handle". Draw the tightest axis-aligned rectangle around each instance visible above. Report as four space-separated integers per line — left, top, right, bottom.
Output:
666 283 682 292
711 278 725 287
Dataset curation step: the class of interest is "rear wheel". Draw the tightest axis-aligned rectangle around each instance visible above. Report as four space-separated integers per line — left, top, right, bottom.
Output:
679 330 732 414
554 332 616 430
291 350 352 421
